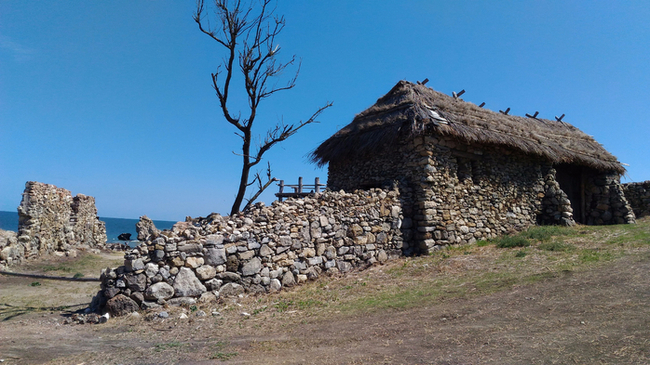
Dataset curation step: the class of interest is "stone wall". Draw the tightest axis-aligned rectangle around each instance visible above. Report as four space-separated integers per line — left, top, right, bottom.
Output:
0 181 107 268
329 135 572 253
0 229 19 269
584 173 636 225
537 168 575 226
98 188 404 314
623 181 650 218
328 134 634 253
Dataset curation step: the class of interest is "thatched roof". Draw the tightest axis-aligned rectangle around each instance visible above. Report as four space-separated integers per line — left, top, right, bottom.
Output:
311 80 625 174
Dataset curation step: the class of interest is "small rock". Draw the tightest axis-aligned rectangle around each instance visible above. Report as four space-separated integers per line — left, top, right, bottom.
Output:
219 282 245 297
185 256 204 269
198 291 217 303
167 297 197 306
269 278 282 292
282 271 296 287
196 265 217 280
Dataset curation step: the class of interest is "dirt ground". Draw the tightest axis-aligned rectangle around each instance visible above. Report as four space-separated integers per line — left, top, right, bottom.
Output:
1 232 650 364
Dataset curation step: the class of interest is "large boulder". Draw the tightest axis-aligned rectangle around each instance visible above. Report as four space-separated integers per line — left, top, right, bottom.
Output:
205 246 227 266
124 273 147 292
117 233 132 241
136 215 160 241
0 230 23 265
173 267 207 297
106 294 140 316
241 257 262 276
144 282 175 301
0 229 18 250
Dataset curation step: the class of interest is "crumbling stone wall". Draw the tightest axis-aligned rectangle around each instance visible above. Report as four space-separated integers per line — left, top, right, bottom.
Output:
584 173 636 224
0 229 19 269
537 168 575 226
623 181 650 218
4 181 107 266
99 188 404 313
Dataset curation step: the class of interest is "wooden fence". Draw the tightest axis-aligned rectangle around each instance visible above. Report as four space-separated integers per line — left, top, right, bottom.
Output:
275 177 326 201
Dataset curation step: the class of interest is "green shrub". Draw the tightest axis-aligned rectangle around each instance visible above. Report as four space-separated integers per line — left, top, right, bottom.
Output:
496 236 530 248
579 249 609 263
538 241 574 252
520 225 570 242
515 250 527 257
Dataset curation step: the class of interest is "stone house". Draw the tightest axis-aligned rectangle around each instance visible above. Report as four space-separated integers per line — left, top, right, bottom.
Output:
311 80 635 253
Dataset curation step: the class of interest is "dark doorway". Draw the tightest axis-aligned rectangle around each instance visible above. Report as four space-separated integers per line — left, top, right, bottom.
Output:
555 164 584 223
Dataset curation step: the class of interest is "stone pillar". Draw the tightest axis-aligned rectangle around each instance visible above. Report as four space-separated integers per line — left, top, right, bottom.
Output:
538 168 576 226
16 181 106 258
623 181 650 218
584 173 635 225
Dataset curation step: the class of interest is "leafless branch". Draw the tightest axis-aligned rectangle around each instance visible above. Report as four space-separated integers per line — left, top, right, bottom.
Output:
250 101 333 168
195 0 331 215
243 162 276 212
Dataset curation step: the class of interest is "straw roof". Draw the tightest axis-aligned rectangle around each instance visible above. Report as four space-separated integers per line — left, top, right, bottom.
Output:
311 80 625 174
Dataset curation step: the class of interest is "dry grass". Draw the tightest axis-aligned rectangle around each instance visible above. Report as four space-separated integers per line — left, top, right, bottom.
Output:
312 80 624 174
215 217 650 324
0 251 123 318
2 218 650 364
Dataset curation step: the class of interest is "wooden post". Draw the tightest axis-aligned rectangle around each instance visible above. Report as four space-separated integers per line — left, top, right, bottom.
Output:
278 180 285 202
525 111 539 119
315 177 321 193
298 177 303 194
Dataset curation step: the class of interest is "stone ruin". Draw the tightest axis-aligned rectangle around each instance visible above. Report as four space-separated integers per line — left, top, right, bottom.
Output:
98 177 646 316
0 181 107 269
623 180 650 218
96 80 644 315
97 188 405 314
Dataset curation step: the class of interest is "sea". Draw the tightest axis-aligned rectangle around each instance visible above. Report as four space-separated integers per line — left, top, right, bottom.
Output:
0 210 177 243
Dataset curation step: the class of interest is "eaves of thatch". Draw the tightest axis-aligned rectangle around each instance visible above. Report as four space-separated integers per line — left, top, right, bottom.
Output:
311 80 625 174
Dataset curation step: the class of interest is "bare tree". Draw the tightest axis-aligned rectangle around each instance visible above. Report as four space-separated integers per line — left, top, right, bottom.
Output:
194 0 331 216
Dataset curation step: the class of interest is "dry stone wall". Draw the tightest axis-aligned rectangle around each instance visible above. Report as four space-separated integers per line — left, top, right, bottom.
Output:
328 134 635 253
410 136 569 253
0 229 19 269
537 168 575 226
0 181 107 268
98 188 404 314
623 181 650 218
329 135 574 253
583 173 636 225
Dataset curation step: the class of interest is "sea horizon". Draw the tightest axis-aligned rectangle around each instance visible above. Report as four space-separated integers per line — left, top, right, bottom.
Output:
0 210 177 243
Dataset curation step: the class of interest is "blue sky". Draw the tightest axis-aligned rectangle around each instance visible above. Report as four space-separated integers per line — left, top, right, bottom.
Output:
1 1 649 221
